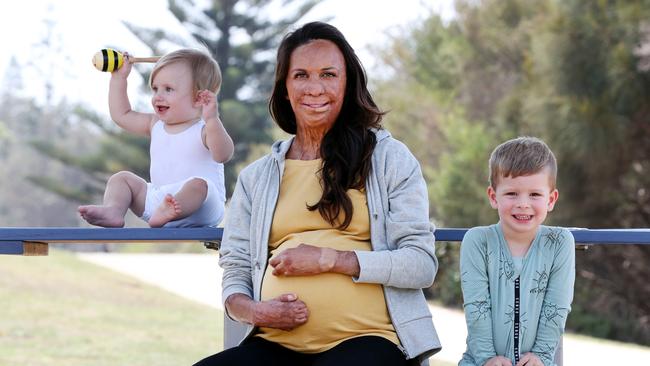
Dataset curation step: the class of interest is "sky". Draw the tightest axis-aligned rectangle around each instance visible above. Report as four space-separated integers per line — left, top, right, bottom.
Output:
0 0 455 115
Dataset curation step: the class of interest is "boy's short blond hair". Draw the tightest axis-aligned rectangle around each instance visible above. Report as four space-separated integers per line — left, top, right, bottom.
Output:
489 136 557 190
149 48 221 94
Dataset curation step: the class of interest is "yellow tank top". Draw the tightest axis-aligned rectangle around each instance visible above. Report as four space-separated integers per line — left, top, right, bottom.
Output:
256 159 398 353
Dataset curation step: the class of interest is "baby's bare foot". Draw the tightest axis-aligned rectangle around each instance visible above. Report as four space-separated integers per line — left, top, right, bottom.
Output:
149 194 182 228
78 205 125 228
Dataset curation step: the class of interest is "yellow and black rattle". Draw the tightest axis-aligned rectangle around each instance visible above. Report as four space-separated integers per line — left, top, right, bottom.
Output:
92 48 160 72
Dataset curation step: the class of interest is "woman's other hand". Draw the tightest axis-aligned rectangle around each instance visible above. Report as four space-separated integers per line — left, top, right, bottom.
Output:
253 293 309 330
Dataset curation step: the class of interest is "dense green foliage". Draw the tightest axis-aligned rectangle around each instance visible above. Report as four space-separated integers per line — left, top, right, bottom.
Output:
376 0 650 344
0 95 102 226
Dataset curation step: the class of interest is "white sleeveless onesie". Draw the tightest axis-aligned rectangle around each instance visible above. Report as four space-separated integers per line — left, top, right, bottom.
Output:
141 120 225 227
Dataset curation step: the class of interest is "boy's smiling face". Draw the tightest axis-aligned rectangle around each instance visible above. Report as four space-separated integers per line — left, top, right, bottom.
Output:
487 168 559 243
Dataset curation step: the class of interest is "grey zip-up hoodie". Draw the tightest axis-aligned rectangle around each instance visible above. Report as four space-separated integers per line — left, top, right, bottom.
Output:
219 128 442 362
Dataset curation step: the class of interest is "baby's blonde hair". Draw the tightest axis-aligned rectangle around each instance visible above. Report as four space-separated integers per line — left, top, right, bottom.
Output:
489 136 557 190
149 48 221 94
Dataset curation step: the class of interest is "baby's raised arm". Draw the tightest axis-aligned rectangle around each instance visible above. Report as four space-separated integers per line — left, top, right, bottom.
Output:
109 52 155 136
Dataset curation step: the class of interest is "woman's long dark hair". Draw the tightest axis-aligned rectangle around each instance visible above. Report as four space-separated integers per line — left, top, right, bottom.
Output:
269 22 385 229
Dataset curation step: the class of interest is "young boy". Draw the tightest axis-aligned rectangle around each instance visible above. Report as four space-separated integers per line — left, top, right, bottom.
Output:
459 137 575 366
78 48 234 228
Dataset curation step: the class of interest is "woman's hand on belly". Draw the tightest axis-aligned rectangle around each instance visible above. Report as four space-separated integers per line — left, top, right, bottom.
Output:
270 243 335 276
253 293 310 331
270 243 360 277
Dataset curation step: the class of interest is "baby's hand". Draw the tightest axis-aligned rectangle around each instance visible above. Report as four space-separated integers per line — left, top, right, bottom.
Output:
112 51 133 79
484 355 513 366
197 90 218 121
515 352 543 366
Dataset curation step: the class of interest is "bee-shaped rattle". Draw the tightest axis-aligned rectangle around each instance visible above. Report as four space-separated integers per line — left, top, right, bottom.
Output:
92 48 160 72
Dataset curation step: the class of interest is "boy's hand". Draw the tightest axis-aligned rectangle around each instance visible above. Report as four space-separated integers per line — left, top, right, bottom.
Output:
515 353 543 366
484 356 513 366
196 90 218 122
111 51 133 79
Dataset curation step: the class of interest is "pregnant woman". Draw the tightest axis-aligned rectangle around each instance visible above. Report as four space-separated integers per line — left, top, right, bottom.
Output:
194 21 441 366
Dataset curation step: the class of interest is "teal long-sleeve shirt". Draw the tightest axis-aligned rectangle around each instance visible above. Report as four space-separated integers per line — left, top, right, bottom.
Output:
459 224 575 366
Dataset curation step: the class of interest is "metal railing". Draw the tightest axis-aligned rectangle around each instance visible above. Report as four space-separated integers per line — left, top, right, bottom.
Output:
2 227 648 255
0 227 224 255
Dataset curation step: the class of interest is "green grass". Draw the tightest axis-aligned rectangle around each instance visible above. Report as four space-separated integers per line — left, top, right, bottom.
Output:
0 250 224 366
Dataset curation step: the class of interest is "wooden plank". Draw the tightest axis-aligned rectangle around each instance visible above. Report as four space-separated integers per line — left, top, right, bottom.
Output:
23 241 48 256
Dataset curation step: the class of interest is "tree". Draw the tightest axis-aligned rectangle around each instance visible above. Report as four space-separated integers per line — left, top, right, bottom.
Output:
1 57 24 100
374 0 650 344
29 107 150 203
0 93 95 227
519 0 650 343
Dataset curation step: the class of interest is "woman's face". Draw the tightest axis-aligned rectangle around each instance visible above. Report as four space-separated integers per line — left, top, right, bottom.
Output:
285 39 347 133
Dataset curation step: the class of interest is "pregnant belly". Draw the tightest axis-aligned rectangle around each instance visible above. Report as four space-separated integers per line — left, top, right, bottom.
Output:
257 239 395 353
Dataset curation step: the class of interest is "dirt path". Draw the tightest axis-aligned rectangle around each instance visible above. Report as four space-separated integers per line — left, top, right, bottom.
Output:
78 253 650 365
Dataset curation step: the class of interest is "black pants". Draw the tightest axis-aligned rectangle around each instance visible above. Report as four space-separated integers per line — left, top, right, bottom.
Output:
193 335 411 366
